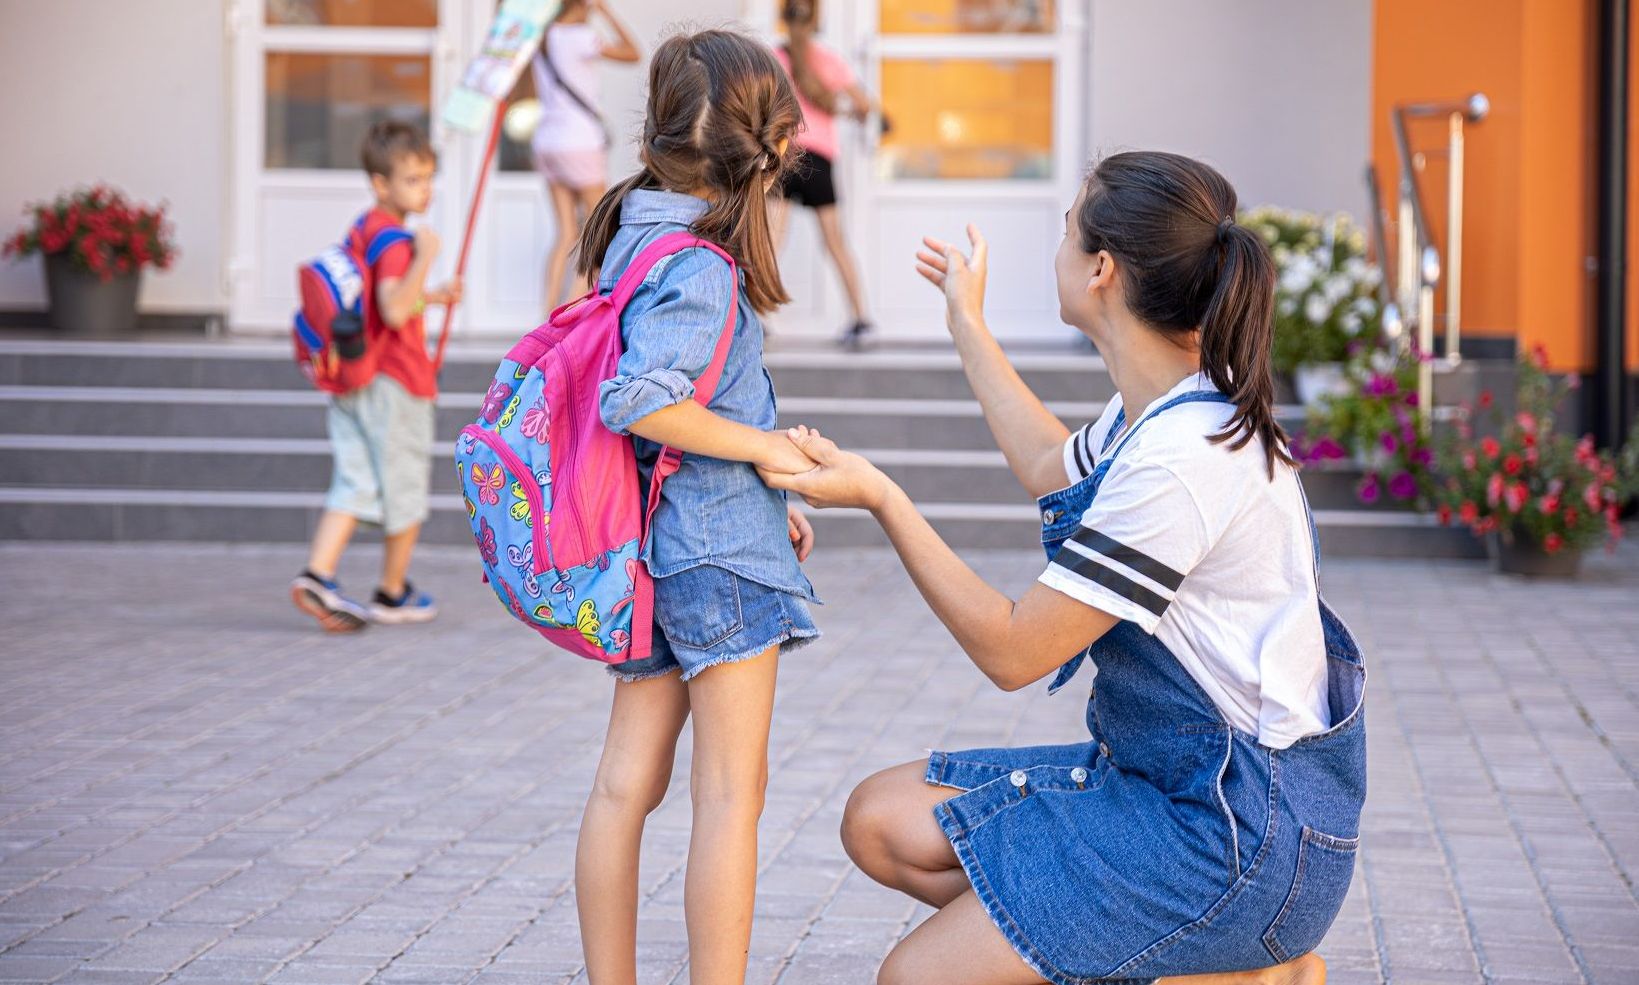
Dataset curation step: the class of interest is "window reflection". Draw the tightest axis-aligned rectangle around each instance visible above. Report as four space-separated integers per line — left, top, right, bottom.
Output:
266 0 438 28
879 0 1053 35
265 52 431 169
878 59 1052 180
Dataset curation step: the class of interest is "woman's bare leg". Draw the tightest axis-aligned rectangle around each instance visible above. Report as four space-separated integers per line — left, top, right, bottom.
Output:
545 180 580 313
568 183 606 299
879 890 1044 985
575 671 690 985
682 645 781 984
842 760 969 907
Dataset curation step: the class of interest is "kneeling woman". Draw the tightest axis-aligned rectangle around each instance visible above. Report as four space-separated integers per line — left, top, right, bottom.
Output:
762 152 1366 985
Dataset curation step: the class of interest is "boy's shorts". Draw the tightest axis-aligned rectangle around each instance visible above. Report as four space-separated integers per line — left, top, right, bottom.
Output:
609 564 820 683
325 374 434 535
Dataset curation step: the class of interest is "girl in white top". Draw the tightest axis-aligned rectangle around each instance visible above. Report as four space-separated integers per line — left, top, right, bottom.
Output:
759 150 1343 984
531 0 640 310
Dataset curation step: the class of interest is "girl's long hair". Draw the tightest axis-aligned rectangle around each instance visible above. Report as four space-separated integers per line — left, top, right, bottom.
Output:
781 0 838 115
576 30 801 313
1076 151 1291 477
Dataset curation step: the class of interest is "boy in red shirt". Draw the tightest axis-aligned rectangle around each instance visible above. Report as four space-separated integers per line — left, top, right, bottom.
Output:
291 121 462 632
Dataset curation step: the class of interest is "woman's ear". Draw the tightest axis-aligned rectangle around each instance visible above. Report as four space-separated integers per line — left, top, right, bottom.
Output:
1086 249 1117 297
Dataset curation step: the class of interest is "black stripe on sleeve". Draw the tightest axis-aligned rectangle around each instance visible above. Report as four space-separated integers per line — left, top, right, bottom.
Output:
1069 528 1186 591
1071 425 1091 476
1049 543 1172 619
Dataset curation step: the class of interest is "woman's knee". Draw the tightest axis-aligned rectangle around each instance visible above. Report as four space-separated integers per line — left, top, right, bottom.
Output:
841 766 903 870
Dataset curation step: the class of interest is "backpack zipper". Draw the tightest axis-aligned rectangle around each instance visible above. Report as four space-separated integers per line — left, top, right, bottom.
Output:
551 347 593 561
460 425 549 576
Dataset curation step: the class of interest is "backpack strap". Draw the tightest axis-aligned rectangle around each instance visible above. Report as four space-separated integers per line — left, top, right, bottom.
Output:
607 232 741 548
364 226 414 267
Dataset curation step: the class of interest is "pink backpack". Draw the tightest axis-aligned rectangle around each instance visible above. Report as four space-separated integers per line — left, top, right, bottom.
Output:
453 233 737 663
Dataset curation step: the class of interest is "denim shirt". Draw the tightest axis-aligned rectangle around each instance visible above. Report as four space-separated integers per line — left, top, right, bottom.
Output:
596 189 817 600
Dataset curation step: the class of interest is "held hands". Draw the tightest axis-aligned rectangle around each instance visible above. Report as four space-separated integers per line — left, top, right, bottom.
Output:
757 426 894 513
915 223 988 329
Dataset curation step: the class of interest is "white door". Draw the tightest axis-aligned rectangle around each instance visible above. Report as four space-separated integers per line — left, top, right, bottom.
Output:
752 0 1085 343
228 0 470 333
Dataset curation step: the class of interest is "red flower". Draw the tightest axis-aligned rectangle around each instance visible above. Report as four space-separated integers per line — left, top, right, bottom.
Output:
1564 507 1579 526
1437 504 1453 526
1503 454 1523 476
1540 493 1561 515
1584 483 1604 512
1459 501 1479 525
1478 390 1494 409
1481 437 1500 459
1544 533 1564 554
1487 473 1505 507
1504 482 1529 513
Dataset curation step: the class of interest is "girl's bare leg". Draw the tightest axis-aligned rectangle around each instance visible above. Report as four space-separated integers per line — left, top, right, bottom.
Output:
575 671 690 985
568 184 606 299
682 645 780 984
815 203 868 323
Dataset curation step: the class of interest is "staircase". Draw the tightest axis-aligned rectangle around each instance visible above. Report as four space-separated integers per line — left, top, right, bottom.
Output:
0 336 1481 558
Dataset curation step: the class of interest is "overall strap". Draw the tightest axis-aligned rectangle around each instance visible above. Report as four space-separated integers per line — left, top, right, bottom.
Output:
1090 389 1233 484
606 232 741 548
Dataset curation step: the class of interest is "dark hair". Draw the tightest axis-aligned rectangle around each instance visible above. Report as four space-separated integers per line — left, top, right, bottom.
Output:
360 119 436 178
576 30 801 313
781 0 838 115
1076 151 1291 476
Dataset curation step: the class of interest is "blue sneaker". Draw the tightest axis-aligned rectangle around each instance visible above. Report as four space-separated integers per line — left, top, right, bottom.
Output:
291 570 369 633
369 582 438 625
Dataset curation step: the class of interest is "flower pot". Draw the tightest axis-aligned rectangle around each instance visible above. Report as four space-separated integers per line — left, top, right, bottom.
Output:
1486 527 1583 578
44 254 140 337
1293 362 1349 406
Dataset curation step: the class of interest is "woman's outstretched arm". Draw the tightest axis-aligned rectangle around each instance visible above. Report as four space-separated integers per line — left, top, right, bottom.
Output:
916 225 1072 498
761 428 1114 691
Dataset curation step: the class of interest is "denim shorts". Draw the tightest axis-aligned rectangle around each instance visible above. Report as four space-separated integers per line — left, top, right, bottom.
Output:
609 564 820 683
325 374 434 535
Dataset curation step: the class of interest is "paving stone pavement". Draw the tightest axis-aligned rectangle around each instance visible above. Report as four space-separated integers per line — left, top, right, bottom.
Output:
0 540 1636 985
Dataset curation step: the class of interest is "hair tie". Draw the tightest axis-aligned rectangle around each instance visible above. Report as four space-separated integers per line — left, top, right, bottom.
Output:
1216 216 1234 244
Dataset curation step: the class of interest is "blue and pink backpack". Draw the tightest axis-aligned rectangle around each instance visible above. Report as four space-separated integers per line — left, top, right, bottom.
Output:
292 215 413 394
453 233 738 664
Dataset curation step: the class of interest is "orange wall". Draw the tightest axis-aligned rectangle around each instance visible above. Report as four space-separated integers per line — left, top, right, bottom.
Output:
1372 0 1596 371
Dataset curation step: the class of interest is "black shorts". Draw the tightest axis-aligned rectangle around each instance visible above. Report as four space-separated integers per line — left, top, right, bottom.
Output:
776 150 837 209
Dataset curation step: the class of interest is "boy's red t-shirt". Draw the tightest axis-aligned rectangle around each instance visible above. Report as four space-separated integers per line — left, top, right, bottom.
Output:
357 207 438 399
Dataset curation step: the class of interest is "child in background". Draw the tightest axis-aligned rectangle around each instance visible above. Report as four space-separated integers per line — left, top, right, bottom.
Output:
290 120 462 632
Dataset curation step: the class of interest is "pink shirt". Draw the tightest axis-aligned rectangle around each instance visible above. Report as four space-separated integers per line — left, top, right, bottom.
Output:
774 40 855 162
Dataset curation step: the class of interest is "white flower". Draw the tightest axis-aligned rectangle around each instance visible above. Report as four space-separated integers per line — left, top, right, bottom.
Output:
1305 294 1332 324
1278 297 1298 317
1369 348 1396 374
1352 296 1377 317
1341 312 1362 336
1323 274 1350 304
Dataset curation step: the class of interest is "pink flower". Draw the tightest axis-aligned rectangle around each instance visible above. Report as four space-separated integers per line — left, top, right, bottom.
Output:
1503 482 1529 513
1584 483 1604 512
1459 501 1480 525
1540 493 1561 515
1380 431 1399 454
1461 451 1477 471
1357 473 1381 505
1544 533 1564 554
1481 437 1500 459
1308 437 1348 461
1486 473 1505 506
1388 472 1418 499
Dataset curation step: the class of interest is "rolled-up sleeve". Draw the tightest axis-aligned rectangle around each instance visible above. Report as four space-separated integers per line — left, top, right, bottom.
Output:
598 247 736 435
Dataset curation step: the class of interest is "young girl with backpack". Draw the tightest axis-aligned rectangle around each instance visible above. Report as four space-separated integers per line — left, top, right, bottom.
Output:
571 29 820 984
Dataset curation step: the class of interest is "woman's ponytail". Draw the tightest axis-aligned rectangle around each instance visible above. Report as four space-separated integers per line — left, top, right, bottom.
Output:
1201 221 1291 475
1076 151 1292 478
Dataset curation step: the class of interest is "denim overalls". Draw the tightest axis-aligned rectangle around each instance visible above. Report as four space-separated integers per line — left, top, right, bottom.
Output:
925 392 1368 983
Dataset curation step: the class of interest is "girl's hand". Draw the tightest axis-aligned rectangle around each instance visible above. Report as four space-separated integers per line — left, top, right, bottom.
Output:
755 429 820 477
787 504 815 562
758 426 894 512
915 223 988 329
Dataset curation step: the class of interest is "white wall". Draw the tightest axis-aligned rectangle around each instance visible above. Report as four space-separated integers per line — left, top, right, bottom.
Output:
1088 0 1373 221
0 1 228 314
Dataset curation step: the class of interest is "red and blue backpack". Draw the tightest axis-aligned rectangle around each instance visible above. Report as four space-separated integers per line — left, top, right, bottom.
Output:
292 215 413 394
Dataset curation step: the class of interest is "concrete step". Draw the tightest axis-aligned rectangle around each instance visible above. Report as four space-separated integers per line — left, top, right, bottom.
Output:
0 434 1415 514
0 339 1112 403
0 486 1484 558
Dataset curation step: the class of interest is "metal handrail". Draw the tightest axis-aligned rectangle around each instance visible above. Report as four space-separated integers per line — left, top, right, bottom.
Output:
1363 164 1403 341
1390 92 1488 425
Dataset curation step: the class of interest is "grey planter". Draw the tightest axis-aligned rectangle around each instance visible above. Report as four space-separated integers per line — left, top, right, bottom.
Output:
1486 526 1583 578
44 254 140 336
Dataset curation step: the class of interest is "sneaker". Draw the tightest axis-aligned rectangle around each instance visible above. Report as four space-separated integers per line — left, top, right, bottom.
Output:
370 582 438 625
290 571 369 633
839 320 875 351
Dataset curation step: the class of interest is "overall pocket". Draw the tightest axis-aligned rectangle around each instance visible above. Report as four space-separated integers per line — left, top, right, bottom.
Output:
1262 826 1359 964
654 564 744 649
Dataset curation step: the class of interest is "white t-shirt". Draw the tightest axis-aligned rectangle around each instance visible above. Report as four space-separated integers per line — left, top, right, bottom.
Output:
1039 372 1331 749
531 24 605 153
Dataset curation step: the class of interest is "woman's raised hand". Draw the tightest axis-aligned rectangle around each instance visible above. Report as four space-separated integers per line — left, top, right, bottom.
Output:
915 223 988 329
756 426 894 512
